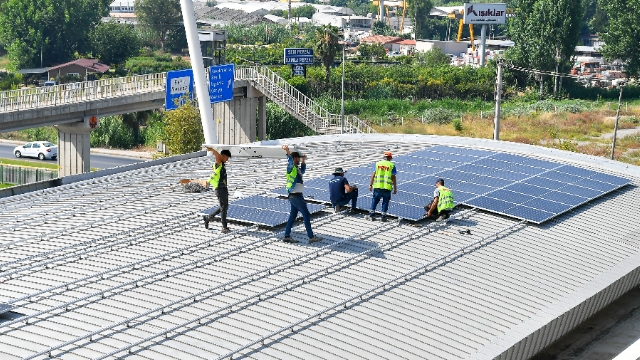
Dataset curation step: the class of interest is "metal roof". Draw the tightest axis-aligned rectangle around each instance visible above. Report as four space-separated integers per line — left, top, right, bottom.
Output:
1 134 639 360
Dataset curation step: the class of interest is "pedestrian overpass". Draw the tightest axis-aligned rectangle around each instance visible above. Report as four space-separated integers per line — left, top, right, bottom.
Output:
0 66 374 176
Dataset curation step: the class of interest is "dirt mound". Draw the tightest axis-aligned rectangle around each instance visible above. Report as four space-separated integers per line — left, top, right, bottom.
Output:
194 4 269 26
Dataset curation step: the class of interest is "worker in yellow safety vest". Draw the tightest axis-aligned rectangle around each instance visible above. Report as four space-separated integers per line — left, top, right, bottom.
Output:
366 151 397 222
203 148 232 233
425 178 455 221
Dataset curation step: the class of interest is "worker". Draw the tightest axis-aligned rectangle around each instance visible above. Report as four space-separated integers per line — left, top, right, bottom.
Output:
203 148 232 233
328 167 358 213
366 151 397 222
425 178 455 221
282 145 322 244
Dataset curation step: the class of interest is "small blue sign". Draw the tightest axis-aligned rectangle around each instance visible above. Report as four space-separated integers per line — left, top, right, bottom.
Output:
209 64 235 104
165 69 193 110
284 48 314 65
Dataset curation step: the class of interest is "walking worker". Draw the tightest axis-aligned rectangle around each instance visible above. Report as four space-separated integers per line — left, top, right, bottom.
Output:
329 167 358 213
204 148 232 233
425 178 455 221
366 151 397 222
282 145 322 244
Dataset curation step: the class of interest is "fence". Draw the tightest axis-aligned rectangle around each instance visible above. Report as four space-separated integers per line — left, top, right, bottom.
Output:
0 165 58 186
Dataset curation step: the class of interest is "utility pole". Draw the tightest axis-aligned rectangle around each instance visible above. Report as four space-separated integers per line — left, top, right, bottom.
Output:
493 59 503 140
479 24 487 67
180 0 217 145
288 0 291 21
341 43 345 134
611 84 624 160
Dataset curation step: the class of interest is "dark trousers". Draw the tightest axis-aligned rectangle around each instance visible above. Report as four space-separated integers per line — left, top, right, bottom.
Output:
370 188 391 217
333 188 358 209
211 187 229 228
424 201 451 220
285 194 314 238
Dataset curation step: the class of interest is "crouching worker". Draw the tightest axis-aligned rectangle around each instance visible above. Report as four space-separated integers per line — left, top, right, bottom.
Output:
329 167 358 213
425 178 455 221
204 148 232 233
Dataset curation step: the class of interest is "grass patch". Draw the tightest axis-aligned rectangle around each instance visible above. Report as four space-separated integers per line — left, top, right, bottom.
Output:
0 158 58 170
0 183 14 189
0 56 9 69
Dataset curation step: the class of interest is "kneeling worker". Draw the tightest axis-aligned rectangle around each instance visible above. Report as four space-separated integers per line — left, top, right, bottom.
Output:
329 167 358 213
204 148 232 233
282 145 322 244
425 178 455 221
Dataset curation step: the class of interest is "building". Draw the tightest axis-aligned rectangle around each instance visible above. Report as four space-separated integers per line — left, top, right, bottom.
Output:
109 0 134 12
397 39 416 55
1 134 639 360
416 39 468 56
47 59 110 82
359 35 403 51
312 13 371 30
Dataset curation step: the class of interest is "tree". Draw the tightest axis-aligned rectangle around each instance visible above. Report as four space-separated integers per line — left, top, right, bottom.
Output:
91 21 141 68
372 21 395 36
313 25 340 90
409 0 433 39
507 0 583 95
291 4 316 19
600 0 640 79
0 0 110 70
358 43 387 61
416 48 451 67
135 0 182 52
163 98 205 155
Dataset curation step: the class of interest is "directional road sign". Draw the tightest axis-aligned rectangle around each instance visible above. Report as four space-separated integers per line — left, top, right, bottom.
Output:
291 64 306 77
284 48 314 65
165 69 194 110
209 64 235 104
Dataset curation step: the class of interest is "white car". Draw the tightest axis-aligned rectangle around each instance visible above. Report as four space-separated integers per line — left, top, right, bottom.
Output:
14 141 58 160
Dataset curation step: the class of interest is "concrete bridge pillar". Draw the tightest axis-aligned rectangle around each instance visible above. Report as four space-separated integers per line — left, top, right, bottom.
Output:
55 117 94 177
213 83 267 145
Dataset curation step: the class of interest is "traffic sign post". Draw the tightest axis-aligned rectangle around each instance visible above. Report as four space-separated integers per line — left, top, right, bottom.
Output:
284 48 314 65
209 64 235 104
291 64 306 77
165 69 194 110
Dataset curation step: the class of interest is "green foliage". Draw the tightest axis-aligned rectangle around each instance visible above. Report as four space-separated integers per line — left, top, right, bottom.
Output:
0 0 110 70
415 48 451 67
287 76 310 96
422 108 460 124
20 126 57 143
142 111 166 146
0 71 21 90
206 0 216 6
290 5 316 19
125 54 190 74
135 0 181 52
452 118 463 131
266 102 315 140
162 98 204 155
90 116 136 149
224 23 299 46
55 73 83 84
358 43 387 61
600 0 640 78
227 44 288 65
409 0 433 39
372 21 395 36
314 25 340 89
91 21 141 67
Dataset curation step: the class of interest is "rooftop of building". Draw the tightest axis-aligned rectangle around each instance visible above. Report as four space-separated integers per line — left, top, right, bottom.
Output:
47 59 110 73
0 134 639 360
359 35 404 44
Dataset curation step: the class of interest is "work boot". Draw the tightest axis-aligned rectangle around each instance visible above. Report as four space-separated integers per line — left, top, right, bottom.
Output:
436 215 447 222
282 236 298 243
308 236 322 243
203 215 210 229
220 227 231 234
365 214 374 221
349 208 357 214
381 216 388 222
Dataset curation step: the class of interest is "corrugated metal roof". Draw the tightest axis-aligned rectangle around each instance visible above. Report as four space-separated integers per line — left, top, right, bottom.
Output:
0 134 639 360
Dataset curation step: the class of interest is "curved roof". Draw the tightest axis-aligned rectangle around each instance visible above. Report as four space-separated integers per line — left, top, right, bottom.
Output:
0 134 639 360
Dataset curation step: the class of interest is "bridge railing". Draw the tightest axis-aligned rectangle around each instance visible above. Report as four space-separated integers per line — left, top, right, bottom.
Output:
0 73 167 112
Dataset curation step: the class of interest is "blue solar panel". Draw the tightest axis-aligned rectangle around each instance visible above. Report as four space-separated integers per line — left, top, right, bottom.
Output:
455 182 495 195
559 184 603 198
509 165 546 176
488 170 531 182
428 145 496 158
435 170 478 182
574 178 617 192
522 177 567 191
514 157 561 170
522 198 572 214
501 205 554 223
543 191 587 206
556 165 599 178
455 164 496 175
400 182 428 195
271 187 288 196
540 171 584 184
453 191 476 204
588 172 630 187
401 194 432 207
466 196 517 211
467 175 511 188
486 189 536 205
470 158 512 170
504 183 550 197
386 203 425 220
346 166 372 175
235 196 285 209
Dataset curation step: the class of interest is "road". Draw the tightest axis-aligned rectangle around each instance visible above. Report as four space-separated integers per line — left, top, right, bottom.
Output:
0 143 145 169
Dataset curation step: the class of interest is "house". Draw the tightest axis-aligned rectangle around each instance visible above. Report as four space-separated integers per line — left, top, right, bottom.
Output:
359 35 403 52
397 39 416 55
104 12 137 25
47 59 110 82
109 0 134 12
415 39 468 57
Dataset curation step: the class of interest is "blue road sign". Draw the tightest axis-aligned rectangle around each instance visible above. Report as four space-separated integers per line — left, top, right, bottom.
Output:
165 69 193 110
284 48 314 65
209 64 235 104
292 64 306 77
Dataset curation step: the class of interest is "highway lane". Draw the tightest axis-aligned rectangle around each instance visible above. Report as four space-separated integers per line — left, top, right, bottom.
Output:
0 143 145 169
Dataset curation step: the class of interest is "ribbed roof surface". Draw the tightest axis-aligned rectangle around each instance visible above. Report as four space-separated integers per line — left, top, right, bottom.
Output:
0 135 638 360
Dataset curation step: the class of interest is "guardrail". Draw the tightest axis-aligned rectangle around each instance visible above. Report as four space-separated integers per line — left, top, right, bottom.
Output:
0 73 166 112
0 165 58 185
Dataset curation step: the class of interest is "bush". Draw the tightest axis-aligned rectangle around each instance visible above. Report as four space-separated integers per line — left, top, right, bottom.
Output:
90 116 136 149
0 72 22 90
452 118 463 131
163 98 204 155
20 126 58 143
142 112 166 146
422 108 460 125
266 101 315 140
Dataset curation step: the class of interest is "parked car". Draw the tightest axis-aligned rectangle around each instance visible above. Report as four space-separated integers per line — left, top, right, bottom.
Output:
43 80 58 87
14 141 58 160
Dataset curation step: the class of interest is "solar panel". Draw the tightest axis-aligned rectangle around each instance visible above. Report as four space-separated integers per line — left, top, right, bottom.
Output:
267 146 630 224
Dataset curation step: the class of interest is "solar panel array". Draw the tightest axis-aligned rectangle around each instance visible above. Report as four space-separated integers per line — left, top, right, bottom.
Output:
201 194 326 227
271 145 630 224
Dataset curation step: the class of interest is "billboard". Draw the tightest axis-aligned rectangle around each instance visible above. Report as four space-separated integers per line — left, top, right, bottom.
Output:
284 48 314 65
463 3 507 24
